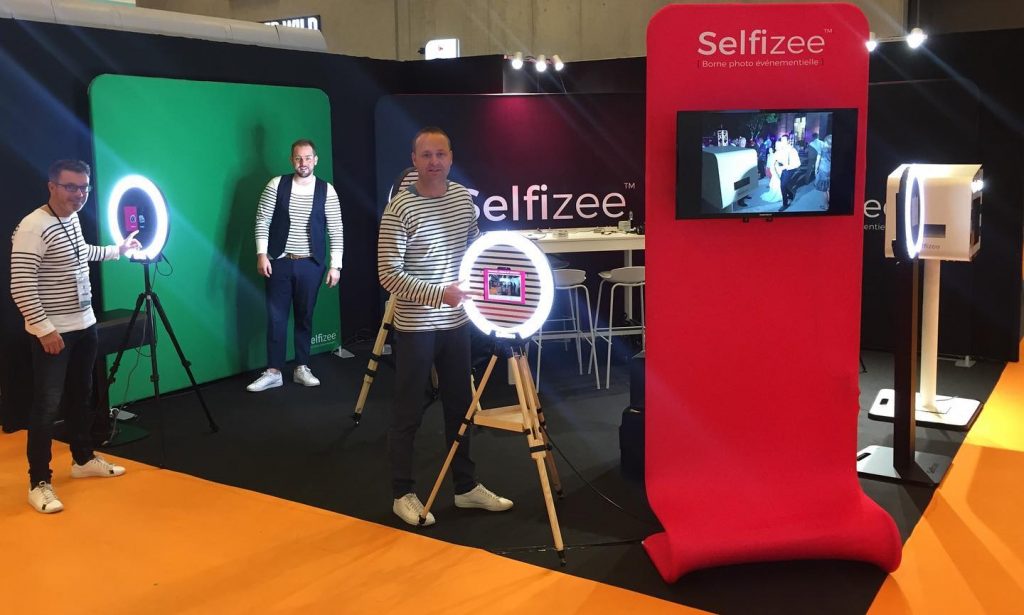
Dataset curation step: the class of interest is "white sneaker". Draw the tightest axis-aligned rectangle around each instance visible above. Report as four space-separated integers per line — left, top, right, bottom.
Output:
247 370 283 392
28 481 64 513
392 493 436 526
293 365 321 387
454 484 513 512
71 455 126 478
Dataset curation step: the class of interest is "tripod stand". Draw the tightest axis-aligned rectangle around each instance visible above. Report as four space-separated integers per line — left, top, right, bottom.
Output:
420 335 566 565
352 295 450 423
107 257 219 462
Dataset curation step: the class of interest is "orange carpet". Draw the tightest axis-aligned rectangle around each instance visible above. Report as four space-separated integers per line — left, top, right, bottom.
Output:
869 344 1024 614
0 434 700 614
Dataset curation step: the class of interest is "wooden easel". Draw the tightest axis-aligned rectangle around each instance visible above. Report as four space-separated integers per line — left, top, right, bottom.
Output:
352 296 478 423
352 297 396 423
420 337 566 565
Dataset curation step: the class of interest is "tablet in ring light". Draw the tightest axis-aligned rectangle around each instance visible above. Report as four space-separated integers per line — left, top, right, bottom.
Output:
459 231 554 339
106 174 169 261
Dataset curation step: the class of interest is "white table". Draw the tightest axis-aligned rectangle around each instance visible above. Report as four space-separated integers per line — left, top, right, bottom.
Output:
517 227 645 263
517 226 645 333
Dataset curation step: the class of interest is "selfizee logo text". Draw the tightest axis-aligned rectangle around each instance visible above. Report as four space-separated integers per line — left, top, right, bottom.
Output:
697 29 826 57
472 184 629 223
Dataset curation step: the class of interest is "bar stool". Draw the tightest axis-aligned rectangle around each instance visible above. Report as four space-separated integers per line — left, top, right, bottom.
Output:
592 266 645 389
535 268 600 389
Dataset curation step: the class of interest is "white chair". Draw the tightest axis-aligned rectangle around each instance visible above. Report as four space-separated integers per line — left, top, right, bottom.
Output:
535 268 600 389
592 266 645 389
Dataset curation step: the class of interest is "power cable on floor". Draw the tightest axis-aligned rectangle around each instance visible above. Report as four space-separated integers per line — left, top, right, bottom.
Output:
541 428 662 530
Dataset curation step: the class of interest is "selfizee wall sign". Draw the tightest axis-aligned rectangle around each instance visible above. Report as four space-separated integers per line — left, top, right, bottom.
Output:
696 28 828 69
472 183 631 224
375 94 645 230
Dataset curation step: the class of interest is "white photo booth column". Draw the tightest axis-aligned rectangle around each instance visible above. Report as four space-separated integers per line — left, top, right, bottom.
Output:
871 164 985 430
859 163 983 486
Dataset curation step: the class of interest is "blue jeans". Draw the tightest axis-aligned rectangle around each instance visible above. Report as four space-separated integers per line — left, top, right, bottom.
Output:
28 325 98 487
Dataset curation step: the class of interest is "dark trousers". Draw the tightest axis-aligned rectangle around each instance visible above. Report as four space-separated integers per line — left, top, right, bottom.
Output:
28 325 98 487
780 169 797 208
390 324 476 499
266 257 324 372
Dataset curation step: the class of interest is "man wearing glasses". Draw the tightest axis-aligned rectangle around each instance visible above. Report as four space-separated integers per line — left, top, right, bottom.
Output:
10 159 141 513
249 139 344 392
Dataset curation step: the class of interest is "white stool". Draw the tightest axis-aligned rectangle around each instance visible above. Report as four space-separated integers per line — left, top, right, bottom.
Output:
592 266 645 389
535 268 600 389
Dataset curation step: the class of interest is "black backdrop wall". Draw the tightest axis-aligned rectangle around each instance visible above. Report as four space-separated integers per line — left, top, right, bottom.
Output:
2 19 1023 427
862 30 1024 362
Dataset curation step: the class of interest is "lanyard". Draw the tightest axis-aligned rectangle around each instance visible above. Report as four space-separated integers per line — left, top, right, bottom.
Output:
45 205 81 266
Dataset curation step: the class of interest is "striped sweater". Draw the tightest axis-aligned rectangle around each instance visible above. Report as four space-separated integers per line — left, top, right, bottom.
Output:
378 182 479 332
10 207 119 337
254 175 344 269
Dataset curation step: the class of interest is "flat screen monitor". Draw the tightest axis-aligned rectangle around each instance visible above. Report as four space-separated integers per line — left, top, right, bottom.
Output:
676 108 857 219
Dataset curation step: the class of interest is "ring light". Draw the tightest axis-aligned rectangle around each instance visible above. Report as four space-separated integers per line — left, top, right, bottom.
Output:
106 174 169 261
894 165 925 261
459 231 553 339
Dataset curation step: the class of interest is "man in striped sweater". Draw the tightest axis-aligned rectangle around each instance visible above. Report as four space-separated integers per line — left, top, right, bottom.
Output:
249 139 344 392
378 127 513 526
11 159 141 513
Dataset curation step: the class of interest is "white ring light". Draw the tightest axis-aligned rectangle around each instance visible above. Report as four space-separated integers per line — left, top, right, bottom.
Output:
459 231 554 339
903 165 925 259
106 174 169 261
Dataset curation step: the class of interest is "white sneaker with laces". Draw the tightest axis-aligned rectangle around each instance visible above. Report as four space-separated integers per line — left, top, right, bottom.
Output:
454 484 513 511
71 455 126 478
247 370 283 392
293 365 321 387
28 481 64 513
392 493 436 526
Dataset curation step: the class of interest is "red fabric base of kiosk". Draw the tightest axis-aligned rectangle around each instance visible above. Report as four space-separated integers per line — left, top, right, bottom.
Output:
643 3 902 581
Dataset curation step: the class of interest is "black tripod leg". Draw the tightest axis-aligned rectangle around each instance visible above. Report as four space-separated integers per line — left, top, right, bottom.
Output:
107 292 147 386
142 294 168 468
150 291 219 432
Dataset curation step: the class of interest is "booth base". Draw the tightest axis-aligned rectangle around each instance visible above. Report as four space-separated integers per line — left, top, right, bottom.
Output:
856 444 952 486
867 388 982 431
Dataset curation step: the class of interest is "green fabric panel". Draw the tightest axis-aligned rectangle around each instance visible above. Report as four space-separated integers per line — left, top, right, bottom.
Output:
90 75 339 402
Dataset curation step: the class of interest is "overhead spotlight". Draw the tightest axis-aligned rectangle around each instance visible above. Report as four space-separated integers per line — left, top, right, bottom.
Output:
552 54 564 71
906 27 927 49
510 51 524 70
865 32 878 52
535 54 547 72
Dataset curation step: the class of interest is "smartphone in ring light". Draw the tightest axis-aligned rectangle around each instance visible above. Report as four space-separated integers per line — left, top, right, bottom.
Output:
123 206 139 233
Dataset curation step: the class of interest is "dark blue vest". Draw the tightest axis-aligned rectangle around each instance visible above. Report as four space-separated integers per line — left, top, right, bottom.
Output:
267 175 328 265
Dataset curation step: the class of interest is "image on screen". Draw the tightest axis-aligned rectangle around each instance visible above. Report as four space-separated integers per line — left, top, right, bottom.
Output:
117 188 155 248
123 205 139 233
675 108 857 219
483 268 527 304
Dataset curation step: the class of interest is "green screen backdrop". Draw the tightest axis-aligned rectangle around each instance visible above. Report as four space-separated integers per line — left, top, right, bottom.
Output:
90 75 339 403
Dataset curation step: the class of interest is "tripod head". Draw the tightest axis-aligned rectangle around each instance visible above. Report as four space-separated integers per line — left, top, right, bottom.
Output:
485 331 529 359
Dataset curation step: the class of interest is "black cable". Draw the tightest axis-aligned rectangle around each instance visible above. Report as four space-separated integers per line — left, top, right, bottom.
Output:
155 254 174 277
109 302 152 437
541 427 662 530
494 538 645 556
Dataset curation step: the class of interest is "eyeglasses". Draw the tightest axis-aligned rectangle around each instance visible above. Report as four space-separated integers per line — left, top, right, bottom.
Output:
55 183 92 194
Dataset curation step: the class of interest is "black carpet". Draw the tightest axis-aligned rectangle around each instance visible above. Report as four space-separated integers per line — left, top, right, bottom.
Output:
97 340 1004 615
